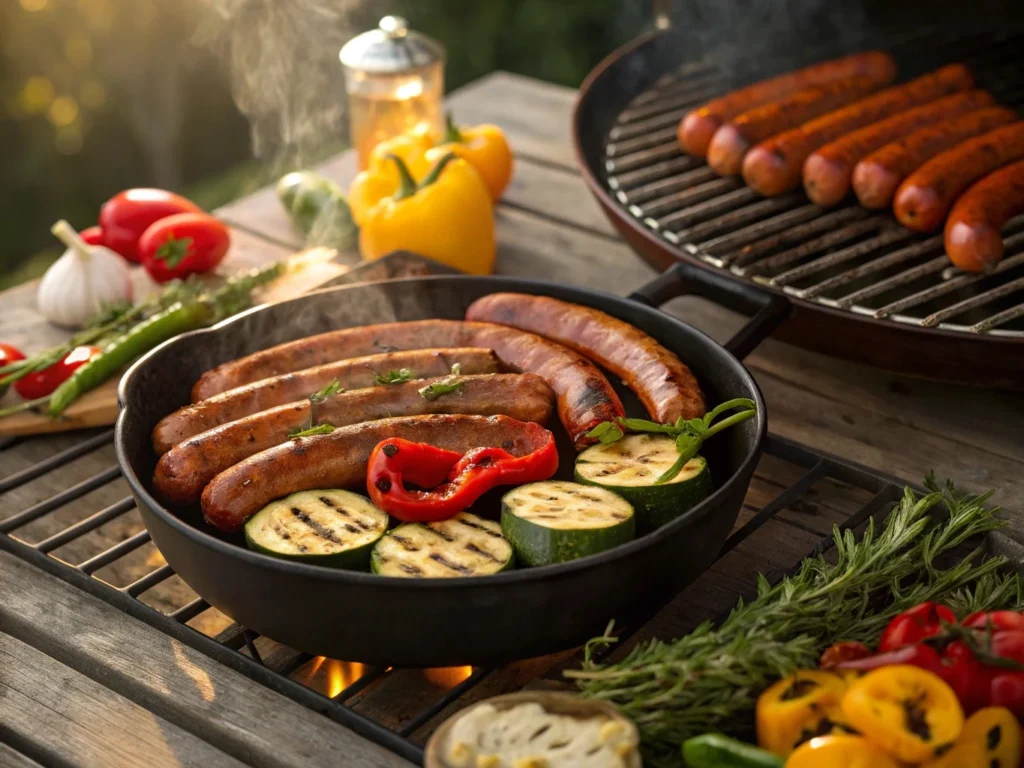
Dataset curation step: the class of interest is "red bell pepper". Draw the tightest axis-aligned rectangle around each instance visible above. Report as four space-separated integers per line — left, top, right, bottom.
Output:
366 432 558 522
877 601 956 652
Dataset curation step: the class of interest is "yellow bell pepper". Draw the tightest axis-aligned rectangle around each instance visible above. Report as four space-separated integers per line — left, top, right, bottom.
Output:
424 114 513 201
841 665 964 764
785 735 901 768
352 152 496 275
756 670 849 757
923 707 1021 768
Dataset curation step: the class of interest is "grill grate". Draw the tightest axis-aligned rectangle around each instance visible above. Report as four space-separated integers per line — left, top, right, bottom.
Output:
604 29 1024 336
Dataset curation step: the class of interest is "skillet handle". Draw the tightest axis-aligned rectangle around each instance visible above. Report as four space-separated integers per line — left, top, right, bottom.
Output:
628 262 791 360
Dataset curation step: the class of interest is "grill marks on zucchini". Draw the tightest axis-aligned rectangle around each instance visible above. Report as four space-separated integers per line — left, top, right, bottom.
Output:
501 481 635 566
244 490 387 569
575 435 712 533
371 512 514 578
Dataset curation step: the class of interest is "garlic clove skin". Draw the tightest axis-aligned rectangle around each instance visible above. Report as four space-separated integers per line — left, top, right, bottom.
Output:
38 220 134 329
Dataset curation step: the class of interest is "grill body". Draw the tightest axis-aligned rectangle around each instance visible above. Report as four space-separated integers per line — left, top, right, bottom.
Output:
574 25 1024 386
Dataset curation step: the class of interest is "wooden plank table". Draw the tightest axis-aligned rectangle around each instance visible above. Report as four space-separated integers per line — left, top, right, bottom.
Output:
2 71 1023 767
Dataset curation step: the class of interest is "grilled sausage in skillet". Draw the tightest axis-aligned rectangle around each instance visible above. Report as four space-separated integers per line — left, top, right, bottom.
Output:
153 348 498 454
945 160 1024 273
802 89 994 207
706 75 892 177
201 414 555 533
190 319 624 449
465 292 705 423
895 122 1024 232
742 64 974 197
852 107 1019 209
154 373 554 507
678 51 896 158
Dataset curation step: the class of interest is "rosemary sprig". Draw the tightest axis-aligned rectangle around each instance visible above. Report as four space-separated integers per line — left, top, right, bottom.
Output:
418 363 464 401
289 378 342 437
567 479 1024 766
585 398 757 483
375 368 415 385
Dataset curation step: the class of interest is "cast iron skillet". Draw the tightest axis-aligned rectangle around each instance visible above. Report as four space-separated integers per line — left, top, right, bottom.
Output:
116 275 766 666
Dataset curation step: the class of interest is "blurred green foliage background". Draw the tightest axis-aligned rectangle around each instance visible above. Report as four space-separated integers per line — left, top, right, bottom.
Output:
0 0 640 290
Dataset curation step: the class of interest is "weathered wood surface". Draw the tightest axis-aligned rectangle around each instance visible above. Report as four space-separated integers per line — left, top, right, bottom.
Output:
1 70 1023 767
0 551 412 768
0 631 247 768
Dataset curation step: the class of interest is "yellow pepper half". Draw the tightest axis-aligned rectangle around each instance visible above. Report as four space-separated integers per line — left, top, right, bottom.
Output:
756 670 849 758
352 152 496 275
425 114 513 201
923 707 1021 768
841 665 964 764
785 735 901 768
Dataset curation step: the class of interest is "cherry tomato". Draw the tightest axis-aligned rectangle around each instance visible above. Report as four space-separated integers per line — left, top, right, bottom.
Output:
820 641 872 669
990 631 1024 666
80 225 105 245
137 213 230 283
962 611 1024 633
0 342 26 397
940 640 991 714
877 602 956 652
14 346 101 400
989 672 1024 719
99 188 201 262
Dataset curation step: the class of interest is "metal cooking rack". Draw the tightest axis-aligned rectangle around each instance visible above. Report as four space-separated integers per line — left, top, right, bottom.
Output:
0 425 929 764
605 27 1024 335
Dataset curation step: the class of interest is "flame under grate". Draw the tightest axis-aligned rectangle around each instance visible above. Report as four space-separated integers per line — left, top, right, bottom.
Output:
604 28 1024 336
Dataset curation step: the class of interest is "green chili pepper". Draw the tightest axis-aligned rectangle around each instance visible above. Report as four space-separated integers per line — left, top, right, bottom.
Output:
47 302 211 417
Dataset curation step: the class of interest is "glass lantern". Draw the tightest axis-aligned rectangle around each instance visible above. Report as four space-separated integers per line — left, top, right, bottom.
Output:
340 16 446 170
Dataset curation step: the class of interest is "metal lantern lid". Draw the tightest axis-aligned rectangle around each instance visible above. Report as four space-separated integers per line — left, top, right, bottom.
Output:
339 16 445 75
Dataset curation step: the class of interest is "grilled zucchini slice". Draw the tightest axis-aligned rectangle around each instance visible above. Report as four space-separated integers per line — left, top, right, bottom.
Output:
575 434 711 533
501 481 635 566
371 512 514 578
244 489 387 569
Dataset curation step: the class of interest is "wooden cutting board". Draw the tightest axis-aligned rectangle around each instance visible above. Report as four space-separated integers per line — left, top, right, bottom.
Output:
0 247 354 437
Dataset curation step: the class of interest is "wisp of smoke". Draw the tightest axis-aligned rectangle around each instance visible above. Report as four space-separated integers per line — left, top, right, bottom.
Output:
195 0 361 166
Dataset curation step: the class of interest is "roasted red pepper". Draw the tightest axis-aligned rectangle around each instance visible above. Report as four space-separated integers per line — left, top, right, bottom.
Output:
877 601 956 652
366 432 558 522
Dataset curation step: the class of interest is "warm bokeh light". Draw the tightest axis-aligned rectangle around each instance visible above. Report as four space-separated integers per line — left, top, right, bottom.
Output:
47 96 79 127
423 666 474 688
21 76 54 114
19 0 49 11
80 80 107 109
55 126 83 155
65 33 93 67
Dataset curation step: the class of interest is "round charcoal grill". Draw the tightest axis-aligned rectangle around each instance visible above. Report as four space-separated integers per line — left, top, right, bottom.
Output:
575 20 1024 387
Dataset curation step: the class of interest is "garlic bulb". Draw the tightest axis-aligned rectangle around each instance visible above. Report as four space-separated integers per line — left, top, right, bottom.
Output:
38 220 133 328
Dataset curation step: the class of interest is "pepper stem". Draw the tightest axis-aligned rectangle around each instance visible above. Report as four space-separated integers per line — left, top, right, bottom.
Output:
419 152 457 189
444 112 464 143
51 219 93 260
387 154 419 201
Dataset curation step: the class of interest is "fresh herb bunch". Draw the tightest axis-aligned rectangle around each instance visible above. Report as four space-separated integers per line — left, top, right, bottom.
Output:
586 398 757 483
567 478 1024 767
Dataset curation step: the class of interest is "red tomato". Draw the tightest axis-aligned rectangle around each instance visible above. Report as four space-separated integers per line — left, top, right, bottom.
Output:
0 342 26 396
940 640 991 714
990 631 1024 665
14 346 101 400
80 225 105 245
99 188 201 262
877 602 956 652
137 213 230 283
962 611 1024 633
989 672 1024 719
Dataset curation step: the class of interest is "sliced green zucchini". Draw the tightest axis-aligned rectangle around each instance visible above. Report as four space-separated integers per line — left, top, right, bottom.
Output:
244 489 387 569
501 481 635 566
574 434 712 533
370 512 514 578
